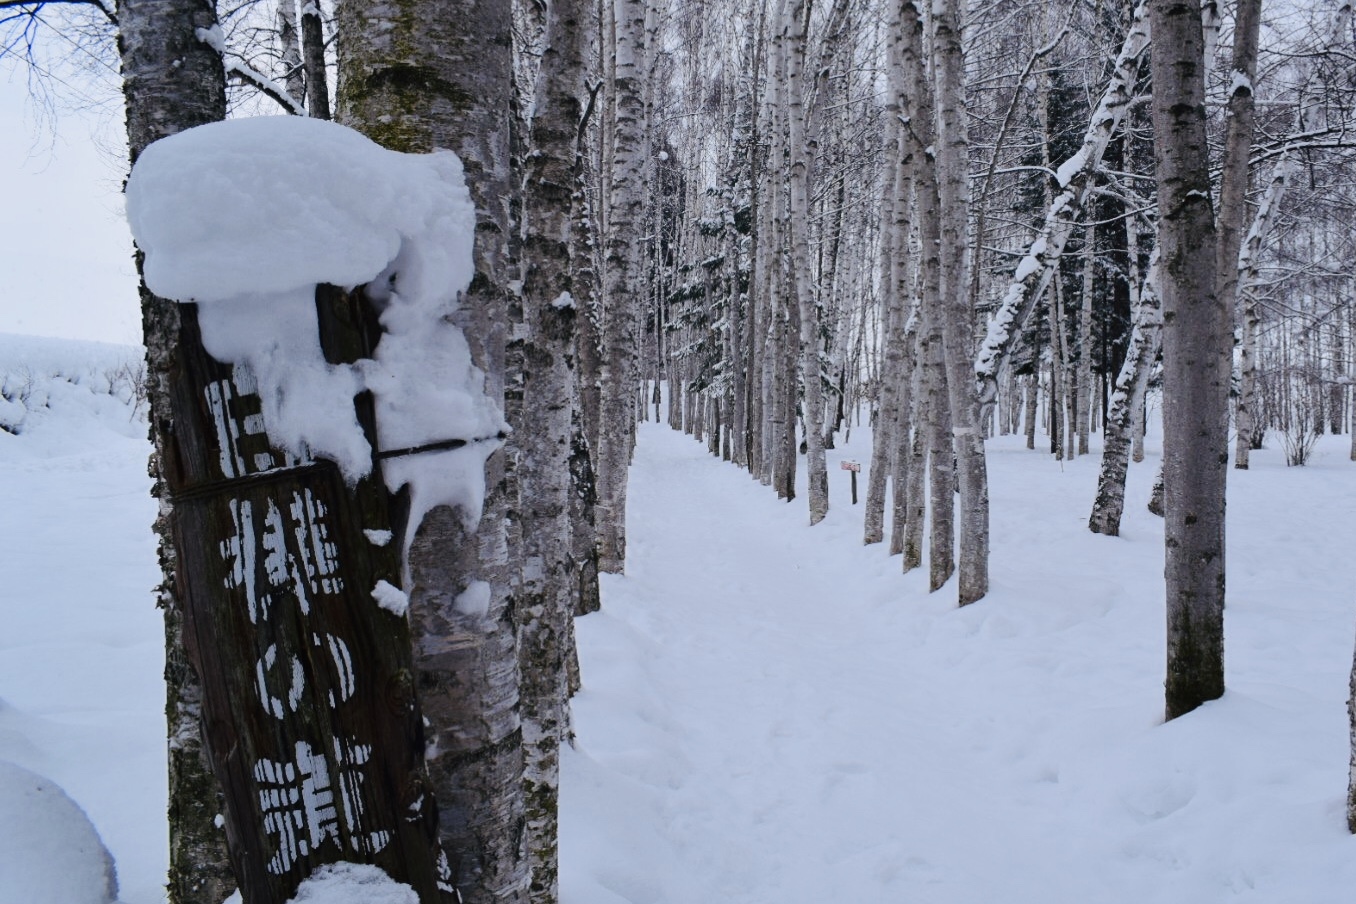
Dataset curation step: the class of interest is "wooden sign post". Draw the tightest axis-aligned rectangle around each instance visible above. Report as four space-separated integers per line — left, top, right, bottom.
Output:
158 288 448 902
840 459 861 504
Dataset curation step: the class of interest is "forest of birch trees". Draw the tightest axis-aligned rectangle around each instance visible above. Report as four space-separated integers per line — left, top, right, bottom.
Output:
4 0 1356 900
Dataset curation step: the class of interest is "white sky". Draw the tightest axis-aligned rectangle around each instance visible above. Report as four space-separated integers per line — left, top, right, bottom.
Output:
1 76 142 346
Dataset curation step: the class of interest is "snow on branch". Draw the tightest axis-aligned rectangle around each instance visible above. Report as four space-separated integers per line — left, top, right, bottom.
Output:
972 0 1151 408
195 24 306 116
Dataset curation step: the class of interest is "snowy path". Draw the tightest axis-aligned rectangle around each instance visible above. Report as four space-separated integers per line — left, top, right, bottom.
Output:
562 421 1356 904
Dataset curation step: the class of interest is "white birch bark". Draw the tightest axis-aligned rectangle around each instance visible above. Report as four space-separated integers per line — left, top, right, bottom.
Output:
1024 372 1038 450
783 0 829 524
899 344 927 567
870 0 922 551
933 0 989 604
595 0 649 572
1078 222 1095 456
974 0 1150 413
276 1 305 110
516 0 593 896
1089 243 1160 536
337 2 529 898
1348 633 1356 831
894 0 953 589
864 120 904 545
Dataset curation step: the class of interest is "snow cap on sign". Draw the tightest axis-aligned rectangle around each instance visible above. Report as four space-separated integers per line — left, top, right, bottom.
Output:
125 115 474 305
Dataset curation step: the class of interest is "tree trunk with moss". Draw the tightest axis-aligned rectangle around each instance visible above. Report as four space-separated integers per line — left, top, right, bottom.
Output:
337 2 529 900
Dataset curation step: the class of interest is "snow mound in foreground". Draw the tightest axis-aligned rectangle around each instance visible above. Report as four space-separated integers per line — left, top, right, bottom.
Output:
285 863 417 904
223 862 416 904
0 759 118 904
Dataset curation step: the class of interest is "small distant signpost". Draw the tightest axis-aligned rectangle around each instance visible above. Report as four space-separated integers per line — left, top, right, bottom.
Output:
840 459 861 504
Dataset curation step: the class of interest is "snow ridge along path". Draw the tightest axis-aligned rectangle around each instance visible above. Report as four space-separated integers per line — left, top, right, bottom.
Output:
562 419 1356 904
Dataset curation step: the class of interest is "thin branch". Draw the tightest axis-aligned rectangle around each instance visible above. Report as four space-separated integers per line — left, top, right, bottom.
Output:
0 0 114 26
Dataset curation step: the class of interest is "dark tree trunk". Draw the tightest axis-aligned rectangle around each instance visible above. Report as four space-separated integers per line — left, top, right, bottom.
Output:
158 290 447 903
1149 0 1228 721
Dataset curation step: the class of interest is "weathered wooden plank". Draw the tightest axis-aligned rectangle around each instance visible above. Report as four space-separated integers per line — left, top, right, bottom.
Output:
162 290 448 902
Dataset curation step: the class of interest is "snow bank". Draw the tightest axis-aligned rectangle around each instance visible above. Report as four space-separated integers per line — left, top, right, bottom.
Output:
220 862 416 904
0 336 163 904
0 760 118 904
125 114 506 534
0 333 145 437
284 863 416 904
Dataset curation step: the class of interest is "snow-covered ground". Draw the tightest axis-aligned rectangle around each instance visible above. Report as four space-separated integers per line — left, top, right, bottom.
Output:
3 333 1355 903
0 334 163 904
566 415 1356 902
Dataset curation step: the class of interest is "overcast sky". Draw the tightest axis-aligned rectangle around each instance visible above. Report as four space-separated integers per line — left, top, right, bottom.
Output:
1 75 143 346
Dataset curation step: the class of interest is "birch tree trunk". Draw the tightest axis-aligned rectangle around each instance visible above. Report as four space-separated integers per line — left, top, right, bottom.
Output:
516 0 593 896
276 1 305 109
895 0 953 589
1024 372 1038 450
337 2 529 898
117 2 234 899
1089 244 1160 536
572 155 604 617
1078 223 1095 456
1149 0 1228 721
595 0 649 572
1348 635 1356 831
1217 0 1261 469
896 325 925 568
783 0 829 525
864 106 904 545
932 0 989 604
871 0 920 551
300 1 331 120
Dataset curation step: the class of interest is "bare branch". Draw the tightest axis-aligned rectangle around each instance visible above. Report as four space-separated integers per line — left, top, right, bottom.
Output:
0 0 114 28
